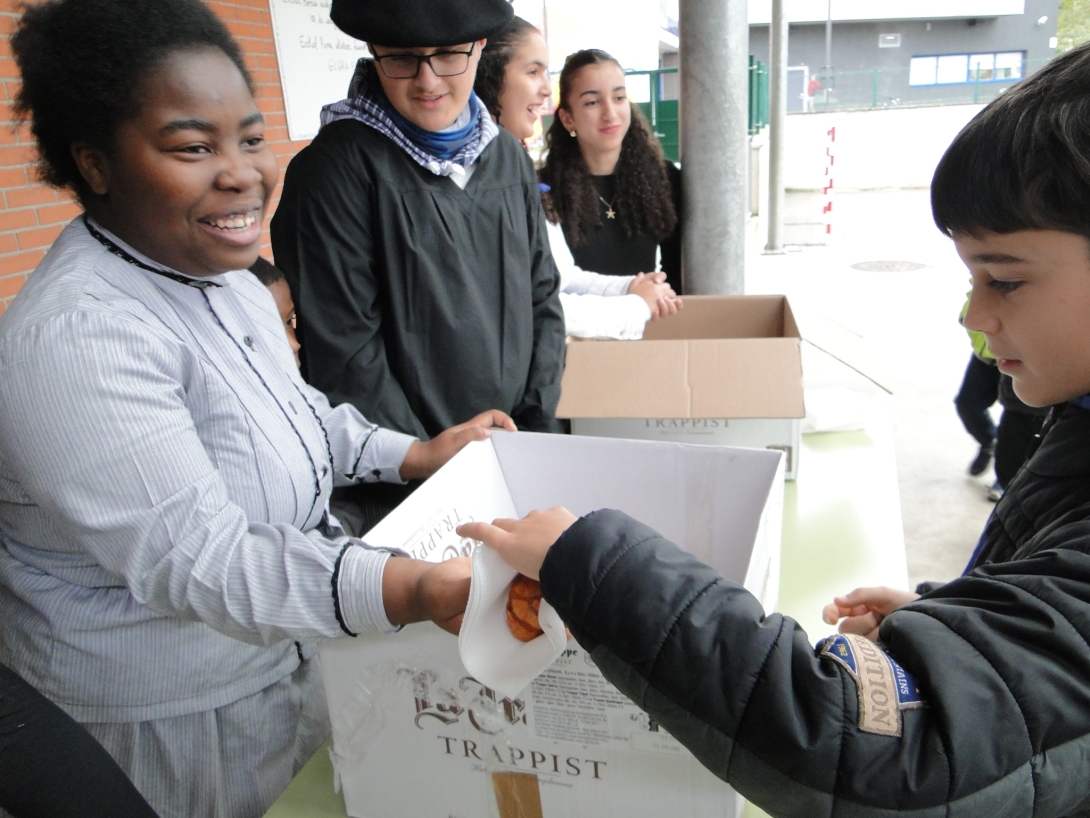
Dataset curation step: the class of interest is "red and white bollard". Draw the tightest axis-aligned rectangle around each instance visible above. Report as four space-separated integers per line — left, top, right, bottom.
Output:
823 126 835 238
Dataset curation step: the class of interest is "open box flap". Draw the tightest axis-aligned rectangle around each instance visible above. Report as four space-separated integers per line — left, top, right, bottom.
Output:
788 303 894 395
556 339 692 418
557 295 891 421
641 294 789 340
490 432 783 590
557 337 804 419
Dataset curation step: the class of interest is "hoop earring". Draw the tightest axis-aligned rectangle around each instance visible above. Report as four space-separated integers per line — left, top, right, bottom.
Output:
569 129 577 138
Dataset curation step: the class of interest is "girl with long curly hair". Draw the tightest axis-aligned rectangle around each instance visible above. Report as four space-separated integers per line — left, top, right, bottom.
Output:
540 49 683 295
477 31 681 338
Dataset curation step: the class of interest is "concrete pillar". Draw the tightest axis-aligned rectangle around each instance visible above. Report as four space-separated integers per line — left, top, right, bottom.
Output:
764 0 787 253
679 0 749 294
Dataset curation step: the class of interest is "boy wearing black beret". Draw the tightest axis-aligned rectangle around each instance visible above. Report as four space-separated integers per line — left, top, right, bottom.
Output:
272 0 566 528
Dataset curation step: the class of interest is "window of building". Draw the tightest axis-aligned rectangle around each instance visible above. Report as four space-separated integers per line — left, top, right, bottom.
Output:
909 55 937 86
909 51 1023 86
937 54 970 83
969 53 995 81
995 51 1024 79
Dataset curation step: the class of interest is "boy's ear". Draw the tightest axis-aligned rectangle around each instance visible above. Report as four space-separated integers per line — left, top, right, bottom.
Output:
71 142 111 197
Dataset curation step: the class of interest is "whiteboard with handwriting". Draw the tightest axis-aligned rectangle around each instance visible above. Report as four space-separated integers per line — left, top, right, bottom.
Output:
267 0 369 141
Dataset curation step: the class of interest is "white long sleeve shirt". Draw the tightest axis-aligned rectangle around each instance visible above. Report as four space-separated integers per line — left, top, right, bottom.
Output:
547 221 652 340
0 219 416 722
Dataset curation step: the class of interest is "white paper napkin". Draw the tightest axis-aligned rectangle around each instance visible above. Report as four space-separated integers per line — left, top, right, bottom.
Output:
458 545 568 699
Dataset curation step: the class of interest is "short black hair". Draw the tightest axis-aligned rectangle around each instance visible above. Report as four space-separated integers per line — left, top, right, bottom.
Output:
11 0 252 202
249 256 285 287
932 42 1090 241
474 16 539 120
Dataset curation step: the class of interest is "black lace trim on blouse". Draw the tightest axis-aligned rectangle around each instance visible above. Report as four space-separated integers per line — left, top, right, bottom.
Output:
83 216 222 289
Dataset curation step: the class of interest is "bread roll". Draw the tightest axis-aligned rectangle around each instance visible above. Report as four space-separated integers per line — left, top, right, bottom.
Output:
506 574 544 642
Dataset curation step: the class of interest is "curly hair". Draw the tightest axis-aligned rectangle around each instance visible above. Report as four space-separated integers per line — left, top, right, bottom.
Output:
539 49 677 249
11 0 251 202
474 16 540 120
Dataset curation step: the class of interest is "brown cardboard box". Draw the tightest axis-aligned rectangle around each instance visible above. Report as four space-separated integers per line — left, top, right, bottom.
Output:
557 294 891 479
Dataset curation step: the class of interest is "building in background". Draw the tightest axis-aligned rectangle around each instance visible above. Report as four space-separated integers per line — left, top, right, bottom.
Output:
747 0 1058 111
519 0 1058 114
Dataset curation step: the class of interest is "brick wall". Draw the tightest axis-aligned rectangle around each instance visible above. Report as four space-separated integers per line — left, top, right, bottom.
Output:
0 0 311 317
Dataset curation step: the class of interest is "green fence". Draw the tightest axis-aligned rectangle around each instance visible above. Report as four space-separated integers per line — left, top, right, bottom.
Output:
807 57 1050 112
627 59 769 162
625 55 1052 160
748 56 769 135
627 69 679 162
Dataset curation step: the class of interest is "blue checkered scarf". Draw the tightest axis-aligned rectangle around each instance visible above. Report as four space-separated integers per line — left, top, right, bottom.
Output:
321 61 498 178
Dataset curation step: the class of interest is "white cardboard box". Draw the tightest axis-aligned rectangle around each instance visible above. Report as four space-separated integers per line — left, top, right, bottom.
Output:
320 431 784 818
557 295 891 480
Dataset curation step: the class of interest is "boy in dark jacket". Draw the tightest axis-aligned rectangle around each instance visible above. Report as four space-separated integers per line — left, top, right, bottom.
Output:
460 42 1090 818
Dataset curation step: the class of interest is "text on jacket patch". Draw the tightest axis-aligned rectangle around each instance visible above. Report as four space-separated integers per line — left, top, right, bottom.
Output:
820 633 925 737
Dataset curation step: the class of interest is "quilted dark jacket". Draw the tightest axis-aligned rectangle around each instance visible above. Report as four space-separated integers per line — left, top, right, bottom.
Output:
540 402 1090 818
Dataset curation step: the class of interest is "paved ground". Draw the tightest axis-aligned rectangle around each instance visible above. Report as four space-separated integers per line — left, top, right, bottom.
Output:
745 188 996 589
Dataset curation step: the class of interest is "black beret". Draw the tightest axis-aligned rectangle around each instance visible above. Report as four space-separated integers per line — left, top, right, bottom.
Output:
331 0 514 48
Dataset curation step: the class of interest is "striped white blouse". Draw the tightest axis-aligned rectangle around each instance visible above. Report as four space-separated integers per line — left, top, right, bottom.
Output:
0 218 416 723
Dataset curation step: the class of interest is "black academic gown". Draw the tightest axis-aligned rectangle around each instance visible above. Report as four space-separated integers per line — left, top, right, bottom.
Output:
271 120 566 440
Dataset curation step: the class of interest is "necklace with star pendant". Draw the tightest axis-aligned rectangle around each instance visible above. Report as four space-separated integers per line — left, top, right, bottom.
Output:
597 194 617 219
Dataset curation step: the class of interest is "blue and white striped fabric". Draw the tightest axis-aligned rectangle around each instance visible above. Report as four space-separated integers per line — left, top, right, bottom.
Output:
0 218 419 815
321 67 498 178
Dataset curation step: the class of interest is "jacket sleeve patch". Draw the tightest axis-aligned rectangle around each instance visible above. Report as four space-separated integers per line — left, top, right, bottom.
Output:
820 633 925 737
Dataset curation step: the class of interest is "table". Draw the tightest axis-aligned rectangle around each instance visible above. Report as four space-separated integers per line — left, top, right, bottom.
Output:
742 418 906 818
265 419 909 818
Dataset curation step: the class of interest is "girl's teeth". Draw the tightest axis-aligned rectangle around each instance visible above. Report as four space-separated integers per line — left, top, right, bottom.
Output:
211 213 256 229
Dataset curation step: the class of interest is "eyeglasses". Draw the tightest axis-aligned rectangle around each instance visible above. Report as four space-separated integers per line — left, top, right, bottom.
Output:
373 44 476 79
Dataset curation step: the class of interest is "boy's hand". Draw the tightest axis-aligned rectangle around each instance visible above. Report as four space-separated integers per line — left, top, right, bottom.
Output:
628 272 682 320
457 507 578 580
821 586 920 642
399 410 517 481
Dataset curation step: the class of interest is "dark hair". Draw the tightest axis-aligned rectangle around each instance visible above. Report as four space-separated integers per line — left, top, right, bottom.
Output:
11 0 252 202
539 49 677 248
932 42 1090 241
474 16 540 120
249 256 285 287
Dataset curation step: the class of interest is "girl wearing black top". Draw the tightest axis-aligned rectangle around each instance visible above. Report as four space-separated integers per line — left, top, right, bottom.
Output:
475 22 680 337
539 49 683 294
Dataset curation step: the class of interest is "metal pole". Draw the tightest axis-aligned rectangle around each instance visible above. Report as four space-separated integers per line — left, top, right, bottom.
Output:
679 0 748 294
764 0 787 254
825 0 832 78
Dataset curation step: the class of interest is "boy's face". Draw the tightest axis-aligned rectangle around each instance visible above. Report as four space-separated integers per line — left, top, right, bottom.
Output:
266 278 301 369
957 229 1090 407
370 40 485 132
